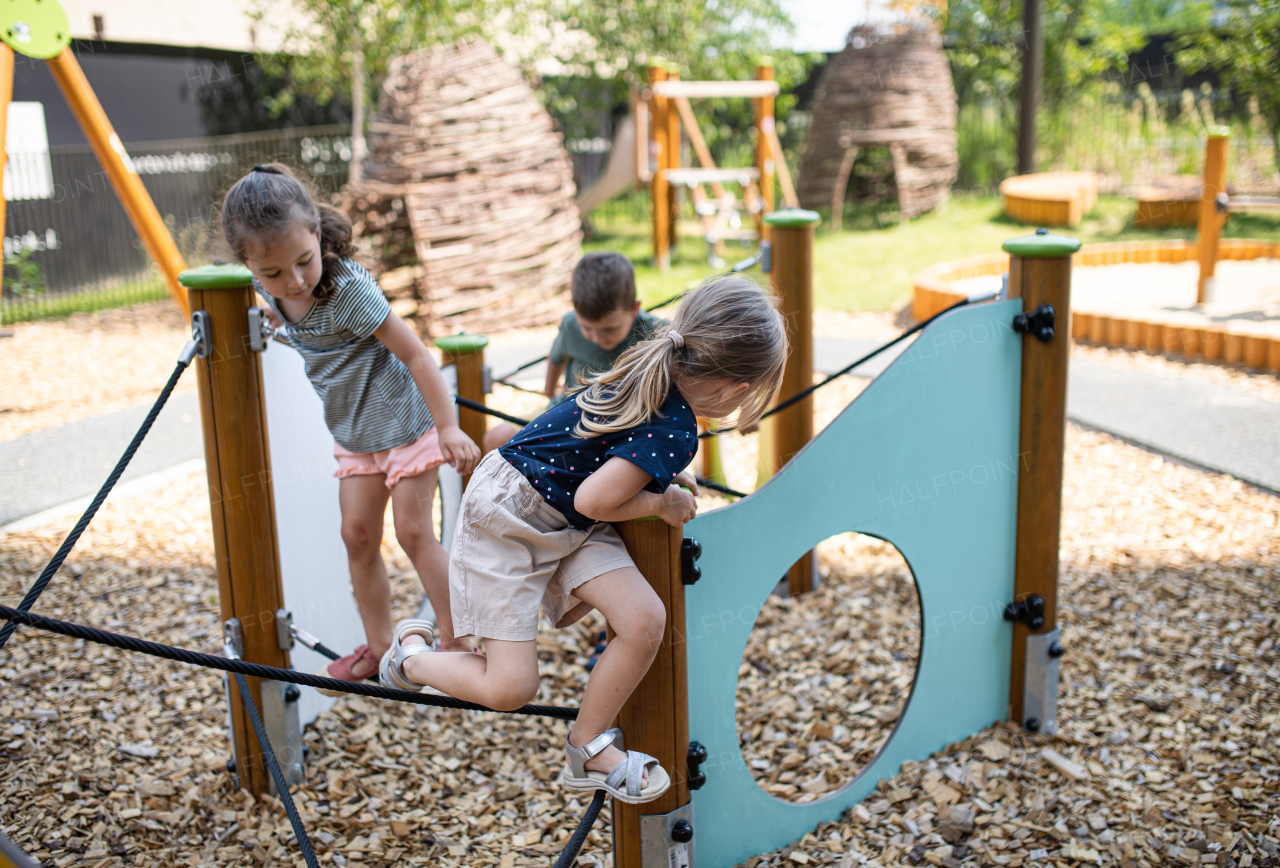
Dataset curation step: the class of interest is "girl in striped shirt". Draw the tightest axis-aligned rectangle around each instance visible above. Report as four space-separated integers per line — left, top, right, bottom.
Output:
221 164 481 687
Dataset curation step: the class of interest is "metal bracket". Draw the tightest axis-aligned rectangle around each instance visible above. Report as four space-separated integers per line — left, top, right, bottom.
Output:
640 801 694 868
222 618 244 660
275 608 294 651
1012 304 1055 343
1215 191 1230 214
190 310 212 359
247 307 273 353
760 241 772 274
687 741 708 790
681 537 702 586
1022 627 1063 735
1003 594 1045 631
482 364 494 395
260 680 307 791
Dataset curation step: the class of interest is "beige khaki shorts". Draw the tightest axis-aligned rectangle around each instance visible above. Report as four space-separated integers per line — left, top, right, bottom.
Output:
449 452 635 641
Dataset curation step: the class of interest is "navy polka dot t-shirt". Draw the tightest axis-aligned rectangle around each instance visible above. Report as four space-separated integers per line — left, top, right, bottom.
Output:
498 388 699 529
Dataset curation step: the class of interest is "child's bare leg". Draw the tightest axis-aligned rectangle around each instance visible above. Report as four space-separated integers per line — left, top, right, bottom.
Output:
339 475 394 661
565 567 666 777
390 468 469 651
400 633 539 710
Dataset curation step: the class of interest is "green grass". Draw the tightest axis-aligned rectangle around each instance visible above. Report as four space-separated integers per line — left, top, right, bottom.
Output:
1 278 170 325
586 196 1280 313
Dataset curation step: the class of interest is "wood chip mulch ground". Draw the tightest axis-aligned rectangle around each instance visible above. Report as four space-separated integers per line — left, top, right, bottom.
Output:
1 311 1277 868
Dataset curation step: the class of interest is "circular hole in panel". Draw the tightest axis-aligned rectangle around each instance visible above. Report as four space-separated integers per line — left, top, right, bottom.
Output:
735 532 921 803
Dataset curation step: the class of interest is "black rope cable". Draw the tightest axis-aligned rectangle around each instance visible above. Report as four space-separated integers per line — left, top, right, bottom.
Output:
553 790 608 868
759 297 971 422
693 296 977 441
492 250 763 388
0 606 578 720
0 353 193 651
231 671 321 867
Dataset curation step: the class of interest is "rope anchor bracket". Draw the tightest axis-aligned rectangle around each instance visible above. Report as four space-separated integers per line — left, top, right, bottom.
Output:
687 740 708 790
1012 304 1056 343
190 310 212 360
681 538 702 586
248 307 274 353
276 608 294 651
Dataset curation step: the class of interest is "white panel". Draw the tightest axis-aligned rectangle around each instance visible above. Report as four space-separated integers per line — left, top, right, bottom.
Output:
261 342 364 726
5 103 54 201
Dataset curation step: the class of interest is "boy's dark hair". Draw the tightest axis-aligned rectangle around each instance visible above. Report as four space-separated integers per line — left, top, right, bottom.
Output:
220 162 356 302
571 252 637 321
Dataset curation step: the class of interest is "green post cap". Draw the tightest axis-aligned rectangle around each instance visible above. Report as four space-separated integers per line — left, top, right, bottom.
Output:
1002 228 1082 258
763 209 821 229
435 333 490 354
1207 125 1230 138
647 56 667 69
755 55 774 67
666 61 681 75
178 262 254 289
1 0 72 60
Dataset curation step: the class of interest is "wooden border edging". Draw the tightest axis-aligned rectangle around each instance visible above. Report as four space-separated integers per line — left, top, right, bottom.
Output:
912 239 1280 372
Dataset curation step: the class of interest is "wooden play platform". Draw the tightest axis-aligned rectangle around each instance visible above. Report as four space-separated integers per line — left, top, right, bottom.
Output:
1000 171 1098 227
1133 175 1201 228
913 239 1280 372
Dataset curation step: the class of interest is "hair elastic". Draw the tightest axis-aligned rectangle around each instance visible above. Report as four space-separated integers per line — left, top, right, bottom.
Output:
668 330 685 349
250 165 270 172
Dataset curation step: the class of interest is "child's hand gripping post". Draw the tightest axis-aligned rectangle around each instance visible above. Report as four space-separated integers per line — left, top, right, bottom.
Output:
374 313 482 476
574 460 699 527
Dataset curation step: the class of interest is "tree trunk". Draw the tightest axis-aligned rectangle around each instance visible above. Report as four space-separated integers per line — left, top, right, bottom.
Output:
349 33 366 186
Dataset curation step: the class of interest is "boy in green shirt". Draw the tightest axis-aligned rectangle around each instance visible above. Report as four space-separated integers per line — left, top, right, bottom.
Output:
483 251 665 451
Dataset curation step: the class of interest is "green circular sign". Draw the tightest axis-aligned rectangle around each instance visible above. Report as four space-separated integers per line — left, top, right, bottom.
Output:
435 333 490 354
178 263 254 290
763 208 820 228
1002 230 1082 258
1 0 71 60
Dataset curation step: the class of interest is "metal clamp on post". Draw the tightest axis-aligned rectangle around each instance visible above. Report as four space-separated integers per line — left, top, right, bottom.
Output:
275 609 294 651
247 307 273 353
190 310 212 360
760 241 772 274
1003 594 1045 630
1012 304 1055 343
687 741 708 790
1022 627 1064 735
640 803 695 868
681 538 702 586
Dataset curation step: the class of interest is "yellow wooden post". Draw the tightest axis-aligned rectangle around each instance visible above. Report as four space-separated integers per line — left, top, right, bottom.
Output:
1196 130 1229 305
666 65 681 258
753 58 776 243
648 63 671 271
766 209 820 595
611 519 691 868
46 48 189 314
1004 230 1079 733
436 333 489 485
0 45 13 328
179 264 289 796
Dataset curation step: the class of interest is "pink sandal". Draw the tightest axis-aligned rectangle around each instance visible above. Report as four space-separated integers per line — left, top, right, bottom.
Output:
315 645 380 696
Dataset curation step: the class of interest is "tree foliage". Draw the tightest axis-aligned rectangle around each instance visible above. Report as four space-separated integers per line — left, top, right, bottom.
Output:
1176 0 1280 172
945 0 1146 116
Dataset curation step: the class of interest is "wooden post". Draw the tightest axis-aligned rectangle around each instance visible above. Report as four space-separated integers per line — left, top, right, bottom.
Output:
648 63 671 271
180 264 289 797
1004 230 1079 731
754 58 776 243
435 334 489 471
46 48 189 314
0 45 13 329
765 210 820 595
612 519 689 868
666 65 681 258
1197 130 1230 305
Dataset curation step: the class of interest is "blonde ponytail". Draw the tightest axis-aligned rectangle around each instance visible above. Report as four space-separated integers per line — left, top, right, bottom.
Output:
574 276 788 437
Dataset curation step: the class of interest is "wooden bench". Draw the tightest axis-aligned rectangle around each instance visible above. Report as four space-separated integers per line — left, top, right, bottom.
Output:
1000 171 1098 227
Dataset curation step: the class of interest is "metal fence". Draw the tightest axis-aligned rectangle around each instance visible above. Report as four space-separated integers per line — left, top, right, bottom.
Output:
2 125 353 323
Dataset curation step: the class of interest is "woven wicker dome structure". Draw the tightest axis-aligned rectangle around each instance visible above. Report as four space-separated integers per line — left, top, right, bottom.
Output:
345 39 581 335
797 25 958 222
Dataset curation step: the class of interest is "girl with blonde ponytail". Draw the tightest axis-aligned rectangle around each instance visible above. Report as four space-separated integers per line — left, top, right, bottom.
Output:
378 276 787 805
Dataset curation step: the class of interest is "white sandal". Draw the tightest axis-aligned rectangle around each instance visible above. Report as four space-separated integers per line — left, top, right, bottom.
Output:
560 728 671 804
378 619 435 691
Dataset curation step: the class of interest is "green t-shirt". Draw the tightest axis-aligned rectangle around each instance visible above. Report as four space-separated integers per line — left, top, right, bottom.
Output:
549 309 666 397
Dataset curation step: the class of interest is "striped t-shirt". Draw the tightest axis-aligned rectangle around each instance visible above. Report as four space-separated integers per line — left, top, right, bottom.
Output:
257 259 433 454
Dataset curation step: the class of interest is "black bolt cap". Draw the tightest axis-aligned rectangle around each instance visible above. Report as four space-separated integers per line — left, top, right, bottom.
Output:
671 820 693 843
1024 718 1040 732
